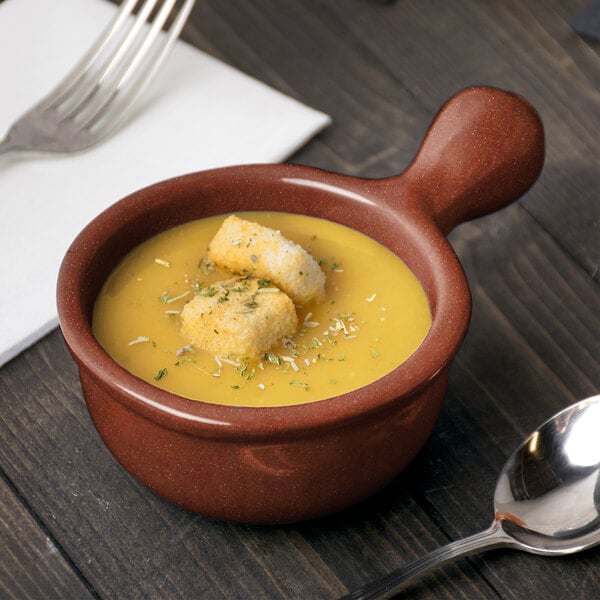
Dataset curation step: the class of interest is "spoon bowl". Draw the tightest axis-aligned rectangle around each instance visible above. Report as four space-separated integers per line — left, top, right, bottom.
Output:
344 395 600 599
495 395 600 553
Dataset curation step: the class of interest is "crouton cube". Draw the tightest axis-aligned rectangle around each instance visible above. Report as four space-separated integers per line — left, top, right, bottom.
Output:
207 215 326 305
180 276 298 359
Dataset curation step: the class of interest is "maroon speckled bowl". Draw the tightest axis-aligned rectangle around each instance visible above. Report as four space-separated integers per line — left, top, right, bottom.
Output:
57 87 544 524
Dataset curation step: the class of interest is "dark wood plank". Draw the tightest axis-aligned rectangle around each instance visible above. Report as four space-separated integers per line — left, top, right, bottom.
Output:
0 473 94 600
318 0 600 279
186 0 434 174
450 208 599 408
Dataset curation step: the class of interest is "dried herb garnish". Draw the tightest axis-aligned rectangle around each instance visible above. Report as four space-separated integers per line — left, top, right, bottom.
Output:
154 368 168 381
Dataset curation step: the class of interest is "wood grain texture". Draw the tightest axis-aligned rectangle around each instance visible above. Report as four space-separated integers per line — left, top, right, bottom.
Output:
0 473 94 600
1 1 598 598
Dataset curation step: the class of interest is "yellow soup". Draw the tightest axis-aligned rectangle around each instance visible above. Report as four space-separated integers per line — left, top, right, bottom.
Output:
92 212 431 407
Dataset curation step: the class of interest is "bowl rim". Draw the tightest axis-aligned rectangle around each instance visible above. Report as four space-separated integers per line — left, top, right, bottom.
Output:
57 163 471 440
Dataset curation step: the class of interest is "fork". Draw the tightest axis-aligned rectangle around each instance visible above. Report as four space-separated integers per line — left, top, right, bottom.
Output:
0 0 195 156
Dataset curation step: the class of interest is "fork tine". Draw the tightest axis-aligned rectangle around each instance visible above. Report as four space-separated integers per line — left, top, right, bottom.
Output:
95 0 163 88
112 0 179 93
38 0 140 111
58 0 162 120
77 0 195 137
1 0 194 154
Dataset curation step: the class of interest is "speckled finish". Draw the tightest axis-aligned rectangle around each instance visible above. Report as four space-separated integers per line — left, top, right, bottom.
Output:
57 87 544 524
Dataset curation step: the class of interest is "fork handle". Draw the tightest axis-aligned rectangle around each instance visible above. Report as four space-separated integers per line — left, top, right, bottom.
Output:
340 522 514 600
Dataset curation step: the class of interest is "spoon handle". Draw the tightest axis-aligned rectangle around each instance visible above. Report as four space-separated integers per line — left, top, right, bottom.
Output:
341 521 513 600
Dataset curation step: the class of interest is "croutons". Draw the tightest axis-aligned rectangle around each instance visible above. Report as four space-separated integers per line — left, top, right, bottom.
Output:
208 215 326 305
180 276 298 359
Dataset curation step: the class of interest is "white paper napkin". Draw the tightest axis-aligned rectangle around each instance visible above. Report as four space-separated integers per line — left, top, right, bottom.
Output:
0 0 331 367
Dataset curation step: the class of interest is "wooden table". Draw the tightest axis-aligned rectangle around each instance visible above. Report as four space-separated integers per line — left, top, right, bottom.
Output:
2 1 598 598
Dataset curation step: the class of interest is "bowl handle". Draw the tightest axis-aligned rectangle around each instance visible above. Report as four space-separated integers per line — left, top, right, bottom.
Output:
394 86 545 235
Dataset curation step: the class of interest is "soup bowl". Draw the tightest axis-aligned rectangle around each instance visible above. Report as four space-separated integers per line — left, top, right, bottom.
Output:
57 86 544 524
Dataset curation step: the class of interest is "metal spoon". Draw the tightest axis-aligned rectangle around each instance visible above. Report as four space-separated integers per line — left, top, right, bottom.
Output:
342 395 600 600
